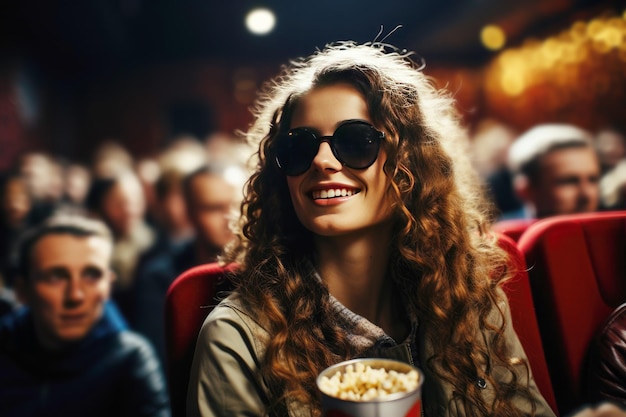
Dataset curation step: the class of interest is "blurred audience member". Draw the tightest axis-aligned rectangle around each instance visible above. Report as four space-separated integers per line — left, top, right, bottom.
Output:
182 164 239 262
595 128 626 174
205 131 255 168
92 140 135 178
471 119 518 179
584 302 626 410
135 157 161 227
0 171 34 288
143 135 207 225
133 163 238 363
159 135 207 174
85 171 155 321
469 119 523 216
17 152 62 223
205 132 237 162
62 162 92 207
506 123 601 219
572 403 626 417
0 287 18 317
150 169 194 249
600 160 626 210
0 214 170 417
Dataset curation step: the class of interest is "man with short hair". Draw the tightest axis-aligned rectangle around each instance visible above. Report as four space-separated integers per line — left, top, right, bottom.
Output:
133 163 239 364
0 214 170 417
506 123 602 219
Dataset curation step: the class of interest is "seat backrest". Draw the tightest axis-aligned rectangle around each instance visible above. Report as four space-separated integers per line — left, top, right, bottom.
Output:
517 211 626 414
164 262 235 417
492 218 537 242
496 233 558 414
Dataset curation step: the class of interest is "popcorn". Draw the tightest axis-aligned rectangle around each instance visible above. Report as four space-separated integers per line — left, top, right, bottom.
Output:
318 361 420 401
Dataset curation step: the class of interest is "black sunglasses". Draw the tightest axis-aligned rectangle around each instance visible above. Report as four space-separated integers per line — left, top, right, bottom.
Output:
274 119 385 176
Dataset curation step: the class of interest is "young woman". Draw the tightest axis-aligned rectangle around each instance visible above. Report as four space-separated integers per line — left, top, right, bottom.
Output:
187 41 555 417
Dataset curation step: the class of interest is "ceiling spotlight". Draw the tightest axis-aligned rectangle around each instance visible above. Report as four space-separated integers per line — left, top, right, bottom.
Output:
481 24 506 51
245 8 276 36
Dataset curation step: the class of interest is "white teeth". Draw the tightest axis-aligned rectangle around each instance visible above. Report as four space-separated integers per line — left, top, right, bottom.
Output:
312 188 357 199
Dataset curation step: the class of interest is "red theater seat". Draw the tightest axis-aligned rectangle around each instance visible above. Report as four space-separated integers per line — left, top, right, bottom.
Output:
496 233 558 414
164 241 559 416
492 218 537 242
165 263 235 417
517 211 626 415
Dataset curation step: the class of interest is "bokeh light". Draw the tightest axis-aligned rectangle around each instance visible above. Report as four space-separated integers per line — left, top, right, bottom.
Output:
484 13 626 129
245 8 276 36
480 24 507 51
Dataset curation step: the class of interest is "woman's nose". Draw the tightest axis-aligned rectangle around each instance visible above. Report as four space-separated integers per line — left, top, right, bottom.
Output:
310 142 342 172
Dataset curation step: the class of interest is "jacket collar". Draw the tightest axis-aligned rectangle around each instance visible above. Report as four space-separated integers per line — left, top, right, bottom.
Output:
0 301 127 375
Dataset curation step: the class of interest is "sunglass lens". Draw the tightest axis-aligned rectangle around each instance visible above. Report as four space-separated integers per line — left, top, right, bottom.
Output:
276 129 319 176
333 123 381 169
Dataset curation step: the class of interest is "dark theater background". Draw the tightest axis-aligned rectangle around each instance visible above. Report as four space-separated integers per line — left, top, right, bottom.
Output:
0 0 625 168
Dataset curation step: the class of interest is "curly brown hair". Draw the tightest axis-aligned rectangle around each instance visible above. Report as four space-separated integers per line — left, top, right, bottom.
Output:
223 42 536 416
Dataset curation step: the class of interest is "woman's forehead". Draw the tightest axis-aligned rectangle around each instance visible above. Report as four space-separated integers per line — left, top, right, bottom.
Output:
289 84 370 129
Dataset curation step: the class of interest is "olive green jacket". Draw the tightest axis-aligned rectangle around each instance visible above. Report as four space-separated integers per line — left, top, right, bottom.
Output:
187 292 556 417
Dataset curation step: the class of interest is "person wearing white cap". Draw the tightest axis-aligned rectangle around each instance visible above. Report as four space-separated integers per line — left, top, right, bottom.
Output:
507 123 601 219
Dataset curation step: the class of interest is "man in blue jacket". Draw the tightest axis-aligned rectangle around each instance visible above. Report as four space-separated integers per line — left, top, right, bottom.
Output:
0 213 170 417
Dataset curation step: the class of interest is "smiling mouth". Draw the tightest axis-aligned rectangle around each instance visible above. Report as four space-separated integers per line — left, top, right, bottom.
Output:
311 188 361 200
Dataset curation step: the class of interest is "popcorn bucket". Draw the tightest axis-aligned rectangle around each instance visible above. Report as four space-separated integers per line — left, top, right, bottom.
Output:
316 358 424 417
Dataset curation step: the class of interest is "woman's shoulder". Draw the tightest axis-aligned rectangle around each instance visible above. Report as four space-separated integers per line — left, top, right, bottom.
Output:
208 292 253 320
194 292 271 376
201 292 270 343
